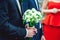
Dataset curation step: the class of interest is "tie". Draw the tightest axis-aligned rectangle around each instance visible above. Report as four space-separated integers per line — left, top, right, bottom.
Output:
16 0 22 15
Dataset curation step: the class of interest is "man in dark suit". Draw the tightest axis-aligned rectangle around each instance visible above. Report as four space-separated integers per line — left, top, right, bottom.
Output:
21 0 42 40
0 0 37 40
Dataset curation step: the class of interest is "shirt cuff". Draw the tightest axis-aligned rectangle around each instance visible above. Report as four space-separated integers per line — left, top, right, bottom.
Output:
25 28 28 37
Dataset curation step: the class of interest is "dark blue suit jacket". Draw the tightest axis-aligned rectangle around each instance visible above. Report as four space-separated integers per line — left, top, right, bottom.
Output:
21 0 42 40
0 0 26 40
21 0 40 14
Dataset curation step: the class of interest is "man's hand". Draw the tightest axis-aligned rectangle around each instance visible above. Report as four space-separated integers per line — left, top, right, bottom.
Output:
41 35 46 40
26 26 37 37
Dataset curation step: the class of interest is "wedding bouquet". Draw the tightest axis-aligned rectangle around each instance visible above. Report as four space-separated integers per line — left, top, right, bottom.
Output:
23 8 42 40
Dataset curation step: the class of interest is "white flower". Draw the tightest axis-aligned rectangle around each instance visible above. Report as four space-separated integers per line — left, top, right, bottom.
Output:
23 8 43 24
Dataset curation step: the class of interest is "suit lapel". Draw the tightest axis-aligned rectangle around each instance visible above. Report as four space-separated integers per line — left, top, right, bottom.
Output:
33 0 37 9
14 0 22 16
33 0 39 10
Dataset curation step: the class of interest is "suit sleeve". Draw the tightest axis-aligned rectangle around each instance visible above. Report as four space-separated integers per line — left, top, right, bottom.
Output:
0 0 26 38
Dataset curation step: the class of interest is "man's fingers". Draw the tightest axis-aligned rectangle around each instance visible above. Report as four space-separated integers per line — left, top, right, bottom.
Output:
32 26 37 33
26 25 37 34
25 24 29 28
26 26 30 29
26 28 37 37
